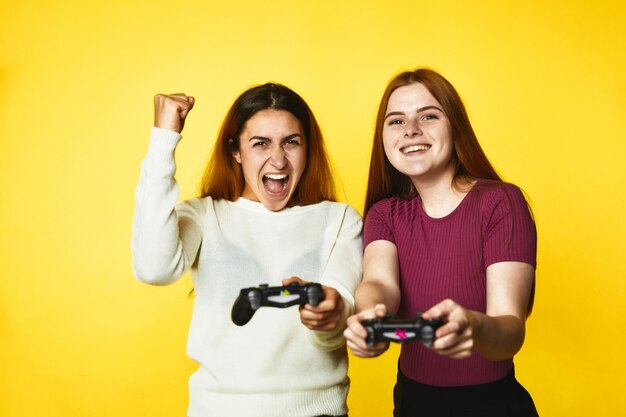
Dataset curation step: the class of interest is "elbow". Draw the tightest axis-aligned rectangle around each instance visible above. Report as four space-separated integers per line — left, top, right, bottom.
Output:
475 315 526 361
479 342 524 362
132 257 180 286
308 328 347 352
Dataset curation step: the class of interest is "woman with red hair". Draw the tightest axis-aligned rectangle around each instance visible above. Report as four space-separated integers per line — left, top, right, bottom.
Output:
132 83 361 417
344 69 539 416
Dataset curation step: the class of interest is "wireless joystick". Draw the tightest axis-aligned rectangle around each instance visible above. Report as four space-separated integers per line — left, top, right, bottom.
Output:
361 312 444 347
231 282 325 326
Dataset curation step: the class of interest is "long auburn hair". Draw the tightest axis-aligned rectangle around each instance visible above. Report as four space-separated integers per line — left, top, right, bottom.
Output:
365 68 536 315
364 68 502 217
199 83 336 204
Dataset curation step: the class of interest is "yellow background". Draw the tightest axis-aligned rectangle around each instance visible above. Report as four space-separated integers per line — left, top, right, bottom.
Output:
1 0 625 416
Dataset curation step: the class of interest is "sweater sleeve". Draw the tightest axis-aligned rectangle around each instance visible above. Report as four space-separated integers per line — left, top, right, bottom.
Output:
310 204 363 351
131 127 204 285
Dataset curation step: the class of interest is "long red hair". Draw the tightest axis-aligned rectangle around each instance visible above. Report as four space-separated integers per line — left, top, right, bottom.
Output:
365 69 536 315
364 68 502 216
199 83 336 204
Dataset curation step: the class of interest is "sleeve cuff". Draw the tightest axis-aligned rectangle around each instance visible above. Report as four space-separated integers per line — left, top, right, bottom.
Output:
149 127 183 153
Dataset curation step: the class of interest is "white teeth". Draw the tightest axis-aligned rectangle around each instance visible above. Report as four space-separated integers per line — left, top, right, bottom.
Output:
264 174 287 180
403 144 431 153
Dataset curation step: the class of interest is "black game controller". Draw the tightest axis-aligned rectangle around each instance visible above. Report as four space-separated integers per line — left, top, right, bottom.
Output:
361 313 444 347
231 282 324 326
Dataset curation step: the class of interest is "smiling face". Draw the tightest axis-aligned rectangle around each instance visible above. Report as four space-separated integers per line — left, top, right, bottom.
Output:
382 82 455 188
232 109 307 211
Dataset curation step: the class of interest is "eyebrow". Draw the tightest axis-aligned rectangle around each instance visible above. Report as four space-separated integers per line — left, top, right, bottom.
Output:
248 133 303 142
384 105 444 121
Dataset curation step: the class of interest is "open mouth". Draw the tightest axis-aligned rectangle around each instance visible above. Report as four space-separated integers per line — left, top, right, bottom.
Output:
263 173 289 195
402 144 431 154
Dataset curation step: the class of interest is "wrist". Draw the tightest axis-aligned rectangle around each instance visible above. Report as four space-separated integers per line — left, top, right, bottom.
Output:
468 310 485 348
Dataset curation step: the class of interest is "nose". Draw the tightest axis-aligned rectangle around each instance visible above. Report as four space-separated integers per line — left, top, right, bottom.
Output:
404 120 422 138
269 144 287 169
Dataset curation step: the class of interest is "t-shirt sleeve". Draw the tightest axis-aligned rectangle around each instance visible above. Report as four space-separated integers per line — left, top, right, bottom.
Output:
363 199 395 249
482 184 537 269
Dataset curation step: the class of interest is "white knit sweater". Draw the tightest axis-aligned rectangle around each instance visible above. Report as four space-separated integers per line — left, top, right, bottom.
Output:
132 128 363 417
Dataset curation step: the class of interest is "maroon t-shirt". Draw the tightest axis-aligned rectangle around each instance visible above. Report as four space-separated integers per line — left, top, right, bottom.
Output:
364 179 537 386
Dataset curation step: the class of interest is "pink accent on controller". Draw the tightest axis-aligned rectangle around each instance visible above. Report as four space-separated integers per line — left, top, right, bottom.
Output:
396 329 407 341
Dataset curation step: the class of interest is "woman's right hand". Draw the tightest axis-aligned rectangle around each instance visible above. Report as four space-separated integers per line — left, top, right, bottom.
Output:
153 93 195 133
343 304 390 358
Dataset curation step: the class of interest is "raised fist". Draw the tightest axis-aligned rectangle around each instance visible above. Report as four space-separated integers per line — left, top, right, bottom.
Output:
153 93 195 133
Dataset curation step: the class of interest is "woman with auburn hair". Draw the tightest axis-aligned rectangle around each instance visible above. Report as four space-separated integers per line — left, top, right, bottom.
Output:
344 68 539 416
132 83 361 417
199 83 335 205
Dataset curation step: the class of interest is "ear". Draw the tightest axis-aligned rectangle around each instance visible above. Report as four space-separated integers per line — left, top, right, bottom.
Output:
232 150 242 164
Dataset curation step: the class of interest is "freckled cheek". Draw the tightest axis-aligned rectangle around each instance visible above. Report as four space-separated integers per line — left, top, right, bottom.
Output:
382 139 396 159
382 130 393 144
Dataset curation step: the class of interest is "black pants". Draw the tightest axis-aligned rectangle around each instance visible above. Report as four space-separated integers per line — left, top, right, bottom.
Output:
393 368 539 417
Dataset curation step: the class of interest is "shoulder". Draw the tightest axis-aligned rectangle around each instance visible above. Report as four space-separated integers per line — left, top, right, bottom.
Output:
366 196 417 229
471 180 535 229
177 195 224 216
308 201 363 224
180 195 214 207
367 195 419 221
472 179 523 196
472 180 529 211
368 196 397 215
363 197 411 246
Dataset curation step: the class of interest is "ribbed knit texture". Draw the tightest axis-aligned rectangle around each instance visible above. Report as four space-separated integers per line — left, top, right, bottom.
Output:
364 179 536 386
132 128 363 417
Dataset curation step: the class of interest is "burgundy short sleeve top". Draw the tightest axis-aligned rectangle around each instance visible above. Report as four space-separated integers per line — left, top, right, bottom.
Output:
364 180 537 386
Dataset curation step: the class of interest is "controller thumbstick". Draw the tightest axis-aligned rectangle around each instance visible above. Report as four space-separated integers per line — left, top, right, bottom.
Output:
421 326 434 347
307 286 321 306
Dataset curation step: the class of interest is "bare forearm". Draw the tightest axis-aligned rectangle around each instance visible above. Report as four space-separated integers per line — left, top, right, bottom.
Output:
472 262 534 360
355 280 400 315
426 299 528 361
471 312 526 361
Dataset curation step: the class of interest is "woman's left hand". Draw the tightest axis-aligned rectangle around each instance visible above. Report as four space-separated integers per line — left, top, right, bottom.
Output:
282 277 344 331
422 299 480 359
